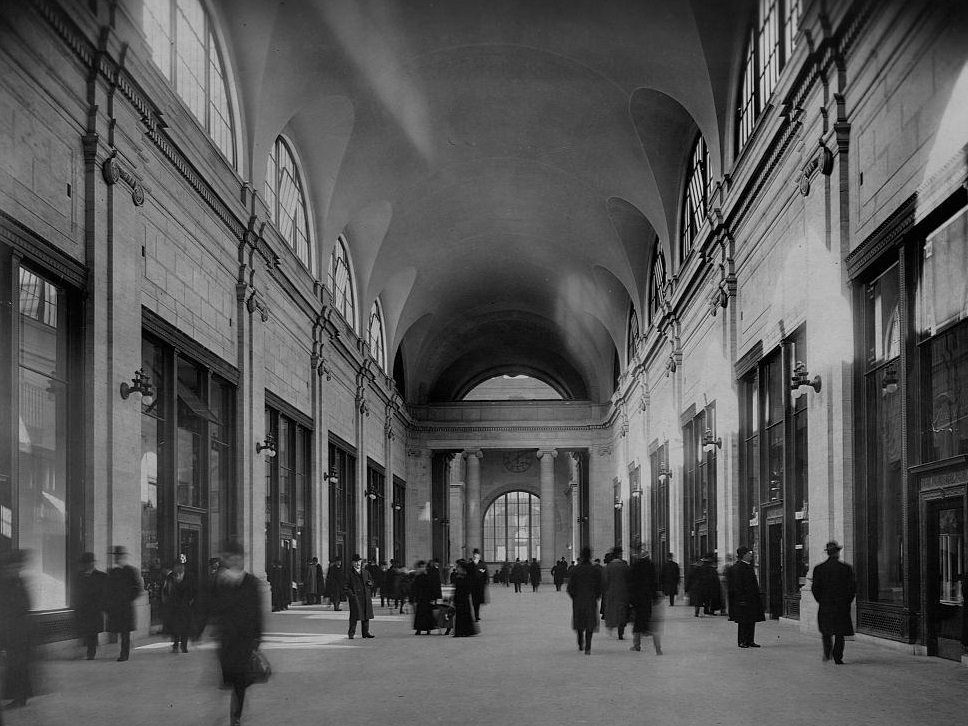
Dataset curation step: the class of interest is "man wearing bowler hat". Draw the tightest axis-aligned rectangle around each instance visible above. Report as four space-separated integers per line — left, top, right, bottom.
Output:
73 552 107 659
106 545 141 661
345 554 375 639
728 546 764 648
811 540 856 664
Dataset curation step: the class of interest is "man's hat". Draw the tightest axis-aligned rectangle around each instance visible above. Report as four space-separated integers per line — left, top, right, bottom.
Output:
351 553 362 562
736 546 751 557
472 548 481 555
109 545 128 556
80 552 96 564
825 540 843 552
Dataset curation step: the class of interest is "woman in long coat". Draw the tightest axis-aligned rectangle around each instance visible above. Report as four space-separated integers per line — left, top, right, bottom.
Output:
627 554 662 654
451 560 478 637
567 547 603 654
411 561 437 634
162 562 195 652
603 548 630 639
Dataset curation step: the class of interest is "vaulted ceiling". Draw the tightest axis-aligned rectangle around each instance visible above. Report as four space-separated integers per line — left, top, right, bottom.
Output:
215 0 751 403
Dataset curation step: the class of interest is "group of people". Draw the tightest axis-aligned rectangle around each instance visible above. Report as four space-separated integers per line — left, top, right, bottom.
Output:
492 557 543 592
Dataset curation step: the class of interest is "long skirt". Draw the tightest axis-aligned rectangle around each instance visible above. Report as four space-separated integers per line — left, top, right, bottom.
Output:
413 599 436 631
453 595 478 637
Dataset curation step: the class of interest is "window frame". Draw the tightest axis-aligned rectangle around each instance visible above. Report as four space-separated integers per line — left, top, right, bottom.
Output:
679 134 710 265
648 246 667 326
368 299 388 372
328 236 358 332
264 136 314 271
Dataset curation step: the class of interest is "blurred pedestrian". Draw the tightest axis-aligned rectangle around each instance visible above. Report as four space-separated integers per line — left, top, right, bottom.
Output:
627 552 662 655
201 540 263 726
268 560 288 612
345 554 375 639
451 560 478 637
811 541 856 664
383 560 398 609
660 553 681 607
689 554 722 616
326 558 345 610
567 547 602 655
73 552 107 660
162 559 195 653
511 558 526 593
552 557 568 591
411 560 437 635
468 549 489 621
106 545 141 662
378 561 390 606
728 546 764 648
603 547 630 640
427 559 443 602
303 557 323 605
0 550 35 707
529 558 541 592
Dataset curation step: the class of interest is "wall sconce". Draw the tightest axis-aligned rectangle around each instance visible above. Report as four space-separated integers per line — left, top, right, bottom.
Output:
657 466 672 484
256 434 277 458
665 355 677 377
630 486 642 499
577 515 589 524
365 488 378 501
614 498 623 510
120 368 154 403
323 472 338 485
439 518 450 526
769 475 781 501
702 428 722 452
881 365 899 397
790 361 821 398
391 500 403 512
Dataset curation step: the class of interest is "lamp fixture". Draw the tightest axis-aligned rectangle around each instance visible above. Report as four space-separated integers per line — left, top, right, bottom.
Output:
256 433 277 458
630 486 642 499
702 428 722 452
769 475 781 501
365 488 378 501
881 365 899 397
391 500 403 512
323 472 338 484
790 361 821 397
120 368 154 403
614 498 623 510
577 515 589 524
657 466 672 484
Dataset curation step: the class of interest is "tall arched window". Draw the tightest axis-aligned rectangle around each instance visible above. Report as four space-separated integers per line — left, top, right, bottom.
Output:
648 247 667 325
680 134 709 264
736 0 802 152
627 305 640 365
142 0 238 168
328 236 357 331
264 137 313 269
368 300 387 372
483 491 540 563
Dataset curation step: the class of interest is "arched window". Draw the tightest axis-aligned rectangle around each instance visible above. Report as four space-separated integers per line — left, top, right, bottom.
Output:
483 491 540 563
680 134 709 264
736 0 802 152
265 137 313 269
328 236 357 331
368 300 387 372
143 0 238 169
627 305 640 365
648 247 667 325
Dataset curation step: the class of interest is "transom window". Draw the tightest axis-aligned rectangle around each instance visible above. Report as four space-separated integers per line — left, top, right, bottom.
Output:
142 0 238 169
736 0 802 152
264 137 313 270
648 247 667 325
368 300 387 372
627 305 640 365
327 236 357 332
483 491 540 563
680 134 709 264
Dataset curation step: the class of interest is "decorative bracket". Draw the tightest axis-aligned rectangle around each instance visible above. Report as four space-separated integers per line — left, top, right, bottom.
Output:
797 138 834 196
102 153 145 206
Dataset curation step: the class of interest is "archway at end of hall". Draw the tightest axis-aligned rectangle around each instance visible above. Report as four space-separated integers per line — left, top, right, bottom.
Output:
482 490 540 564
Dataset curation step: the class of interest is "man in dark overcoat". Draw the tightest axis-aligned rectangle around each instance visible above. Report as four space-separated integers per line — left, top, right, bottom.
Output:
345 554 375 638
552 557 568 591
567 547 603 655
73 552 107 660
326 558 345 610
106 545 141 661
427 559 443 601
529 558 541 592
511 558 526 593
727 546 764 648
468 549 489 621
811 540 856 664
627 552 662 654
303 556 324 605
603 547 630 639
660 553 681 607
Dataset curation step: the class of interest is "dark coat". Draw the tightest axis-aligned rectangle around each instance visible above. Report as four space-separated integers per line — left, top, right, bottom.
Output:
529 561 541 585
345 566 374 621
552 559 568 585
161 572 196 636
72 569 107 636
452 573 478 637
205 572 263 688
660 560 681 595
411 572 437 631
426 564 443 600
326 564 345 602
811 558 856 636
510 561 527 584
468 558 489 604
727 560 765 624
303 562 324 597
0 571 34 703
689 563 723 610
627 557 659 634
603 558 630 628
567 562 603 632
383 567 398 598
106 564 141 633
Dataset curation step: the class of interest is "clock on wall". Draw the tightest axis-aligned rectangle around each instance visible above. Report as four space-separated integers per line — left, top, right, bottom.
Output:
503 451 532 473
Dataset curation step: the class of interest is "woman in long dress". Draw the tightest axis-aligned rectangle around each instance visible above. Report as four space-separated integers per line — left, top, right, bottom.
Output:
411 560 437 635
451 560 478 637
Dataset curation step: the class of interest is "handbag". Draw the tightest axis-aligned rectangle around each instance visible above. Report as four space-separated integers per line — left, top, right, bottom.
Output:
247 649 272 684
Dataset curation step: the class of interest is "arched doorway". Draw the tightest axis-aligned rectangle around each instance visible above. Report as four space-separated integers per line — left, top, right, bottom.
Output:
483 491 540 563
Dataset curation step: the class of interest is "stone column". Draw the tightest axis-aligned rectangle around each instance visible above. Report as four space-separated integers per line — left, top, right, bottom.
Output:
537 449 557 570
463 450 483 555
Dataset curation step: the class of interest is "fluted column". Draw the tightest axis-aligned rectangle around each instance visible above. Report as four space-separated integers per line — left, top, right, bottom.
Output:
537 449 557 570
463 450 483 554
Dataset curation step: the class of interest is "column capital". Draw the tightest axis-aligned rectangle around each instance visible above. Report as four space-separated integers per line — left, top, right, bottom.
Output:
462 449 483 460
536 448 558 460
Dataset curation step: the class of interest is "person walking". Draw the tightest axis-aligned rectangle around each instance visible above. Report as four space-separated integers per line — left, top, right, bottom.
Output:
106 545 141 662
660 553 681 607
468 549 489 621
303 557 324 605
511 558 526 593
552 557 568 591
451 560 478 637
567 547 602 655
162 559 195 653
728 546 764 648
411 561 437 635
811 540 856 664
73 552 107 660
0 551 34 708
268 560 288 612
326 558 345 611
427 559 443 602
201 540 263 726
383 560 398 609
627 551 662 655
529 558 541 592
603 547 630 640
345 554 375 639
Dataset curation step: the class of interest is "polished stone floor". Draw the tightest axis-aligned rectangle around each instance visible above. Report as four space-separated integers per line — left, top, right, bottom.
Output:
5 585 966 726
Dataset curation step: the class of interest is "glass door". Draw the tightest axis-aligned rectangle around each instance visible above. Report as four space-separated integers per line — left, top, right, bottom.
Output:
925 497 965 660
